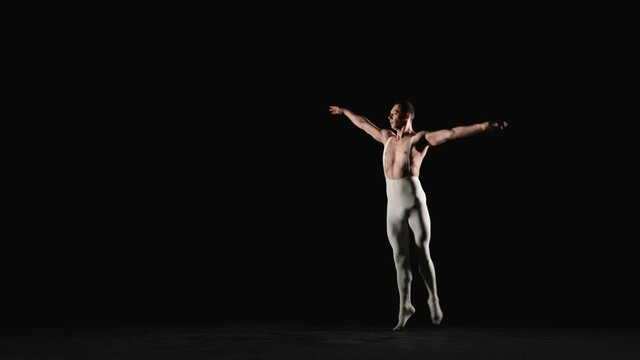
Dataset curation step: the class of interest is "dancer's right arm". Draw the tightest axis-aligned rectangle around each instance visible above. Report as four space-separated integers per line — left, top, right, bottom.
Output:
329 105 391 143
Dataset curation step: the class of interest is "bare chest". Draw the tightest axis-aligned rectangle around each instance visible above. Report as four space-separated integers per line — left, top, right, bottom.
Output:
383 138 415 177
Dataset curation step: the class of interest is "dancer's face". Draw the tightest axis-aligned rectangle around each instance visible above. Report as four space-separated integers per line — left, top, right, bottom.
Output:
388 104 406 130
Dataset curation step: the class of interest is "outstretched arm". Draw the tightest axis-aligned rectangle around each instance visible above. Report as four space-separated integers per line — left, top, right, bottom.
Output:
329 105 390 143
425 120 508 146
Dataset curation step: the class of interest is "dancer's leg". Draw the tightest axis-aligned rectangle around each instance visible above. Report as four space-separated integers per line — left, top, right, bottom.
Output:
408 202 443 325
387 213 415 331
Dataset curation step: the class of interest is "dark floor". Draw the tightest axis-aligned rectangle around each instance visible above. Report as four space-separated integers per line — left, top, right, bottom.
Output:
2 323 639 360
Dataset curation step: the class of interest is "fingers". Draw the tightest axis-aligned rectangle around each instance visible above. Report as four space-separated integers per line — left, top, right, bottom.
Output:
491 120 508 130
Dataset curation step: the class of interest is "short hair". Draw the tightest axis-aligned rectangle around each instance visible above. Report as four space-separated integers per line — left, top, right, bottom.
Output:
393 100 415 119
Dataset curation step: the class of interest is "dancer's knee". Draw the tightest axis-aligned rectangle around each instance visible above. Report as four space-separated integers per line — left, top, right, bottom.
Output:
393 252 410 266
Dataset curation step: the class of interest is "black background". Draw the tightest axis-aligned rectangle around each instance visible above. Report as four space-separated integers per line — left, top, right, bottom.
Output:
5 9 638 330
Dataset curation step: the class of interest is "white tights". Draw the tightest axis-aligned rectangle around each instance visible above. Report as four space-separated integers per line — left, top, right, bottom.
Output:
385 176 443 330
